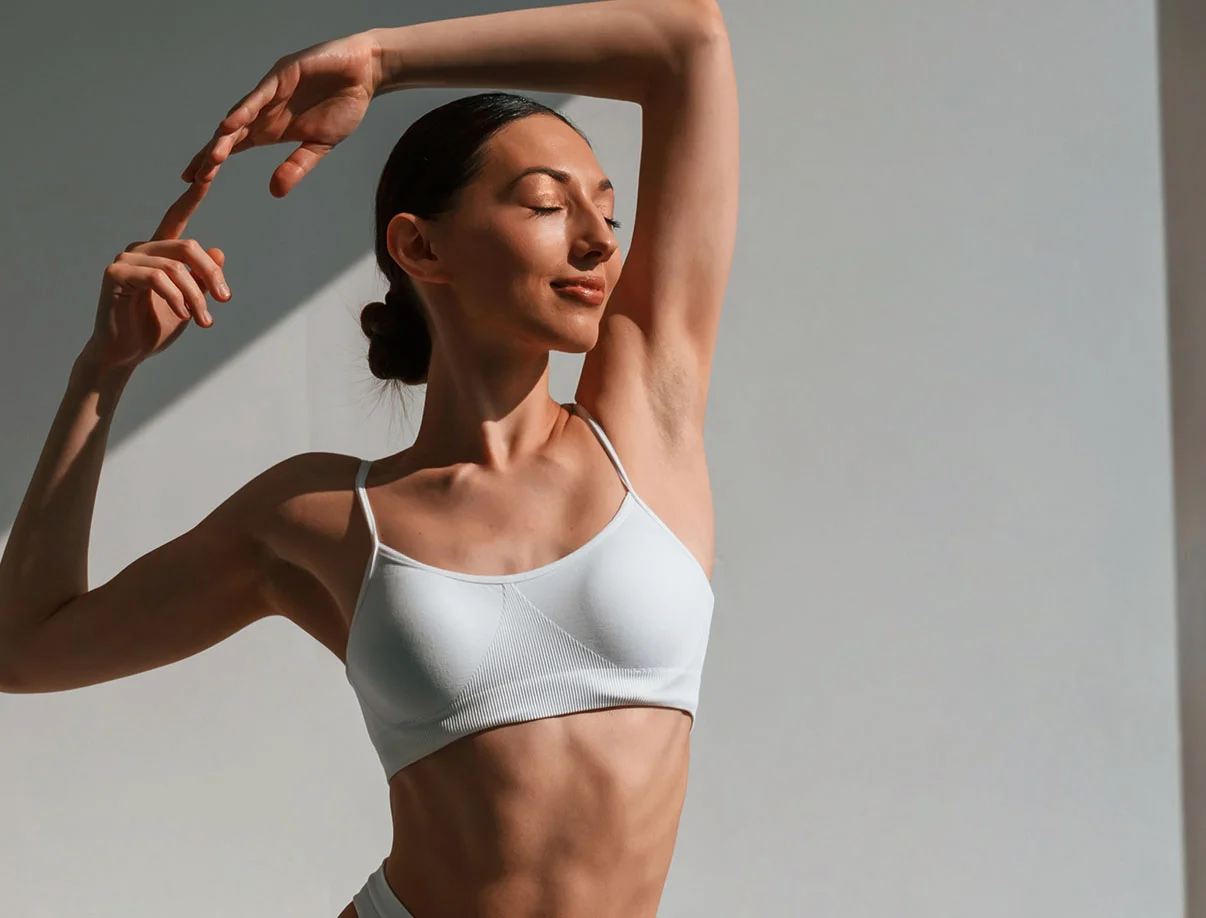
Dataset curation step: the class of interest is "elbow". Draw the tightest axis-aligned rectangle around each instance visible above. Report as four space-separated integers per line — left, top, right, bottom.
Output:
673 0 729 48
653 1 730 82
0 615 50 693
629 0 729 103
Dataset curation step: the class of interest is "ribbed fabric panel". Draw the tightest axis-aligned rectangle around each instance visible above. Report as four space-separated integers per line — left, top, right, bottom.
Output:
358 583 702 783
455 584 618 713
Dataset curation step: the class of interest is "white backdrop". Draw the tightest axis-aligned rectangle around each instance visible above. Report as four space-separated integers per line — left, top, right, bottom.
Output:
0 1 1188 915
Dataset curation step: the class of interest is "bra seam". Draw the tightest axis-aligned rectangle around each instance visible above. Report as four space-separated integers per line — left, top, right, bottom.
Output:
367 582 512 725
369 583 613 728
354 662 703 728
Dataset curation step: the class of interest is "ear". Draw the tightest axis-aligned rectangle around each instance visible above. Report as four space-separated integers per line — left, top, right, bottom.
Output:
386 213 449 285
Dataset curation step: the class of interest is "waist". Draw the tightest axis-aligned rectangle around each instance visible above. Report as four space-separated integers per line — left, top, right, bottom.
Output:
380 706 692 916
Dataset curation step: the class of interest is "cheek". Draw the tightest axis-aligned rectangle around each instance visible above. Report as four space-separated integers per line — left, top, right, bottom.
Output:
517 221 570 268
475 218 560 277
448 229 528 306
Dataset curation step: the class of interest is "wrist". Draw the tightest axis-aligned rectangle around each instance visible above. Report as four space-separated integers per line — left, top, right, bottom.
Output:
365 27 401 96
72 344 135 393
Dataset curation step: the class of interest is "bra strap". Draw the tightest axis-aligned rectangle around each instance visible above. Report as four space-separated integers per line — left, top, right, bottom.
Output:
567 402 634 493
354 458 380 552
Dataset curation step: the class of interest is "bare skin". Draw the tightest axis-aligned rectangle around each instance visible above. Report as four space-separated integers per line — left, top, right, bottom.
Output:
252 115 719 915
0 4 736 914
279 398 712 916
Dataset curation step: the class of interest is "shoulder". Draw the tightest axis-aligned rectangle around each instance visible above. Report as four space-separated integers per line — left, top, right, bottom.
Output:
209 451 366 599
236 451 372 653
240 451 366 559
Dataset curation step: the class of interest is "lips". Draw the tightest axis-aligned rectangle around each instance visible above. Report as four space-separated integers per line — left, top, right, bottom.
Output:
552 275 604 293
551 277 606 306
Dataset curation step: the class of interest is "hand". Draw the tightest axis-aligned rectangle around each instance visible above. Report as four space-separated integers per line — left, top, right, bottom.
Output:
181 31 381 198
85 179 231 375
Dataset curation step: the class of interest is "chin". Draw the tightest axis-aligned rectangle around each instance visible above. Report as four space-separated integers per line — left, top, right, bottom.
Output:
550 331 600 355
546 318 601 355
529 299 599 353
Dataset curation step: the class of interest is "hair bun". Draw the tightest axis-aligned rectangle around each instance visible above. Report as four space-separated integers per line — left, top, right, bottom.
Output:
360 284 432 385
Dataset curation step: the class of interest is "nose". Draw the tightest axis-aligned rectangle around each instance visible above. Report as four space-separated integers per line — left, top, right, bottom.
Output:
574 212 619 262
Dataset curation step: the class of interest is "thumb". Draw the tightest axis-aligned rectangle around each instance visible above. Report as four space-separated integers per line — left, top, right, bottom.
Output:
270 142 333 198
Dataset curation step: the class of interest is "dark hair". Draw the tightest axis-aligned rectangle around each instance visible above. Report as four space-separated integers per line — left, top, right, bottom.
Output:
361 92 590 389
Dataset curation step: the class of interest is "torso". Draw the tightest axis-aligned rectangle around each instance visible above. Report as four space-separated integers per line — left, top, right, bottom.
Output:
262 398 714 917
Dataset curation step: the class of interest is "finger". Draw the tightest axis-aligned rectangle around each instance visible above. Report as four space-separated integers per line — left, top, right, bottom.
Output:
110 262 191 321
152 180 211 242
200 126 250 182
181 123 227 183
120 252 212 323
217 71 281 134
125 240 230 303
270 142 334 198
185 124 251 185
185 64 289 182
227 125 261 157
182 144 215 183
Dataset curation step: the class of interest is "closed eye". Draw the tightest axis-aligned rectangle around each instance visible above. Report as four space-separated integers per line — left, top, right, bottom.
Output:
531 206 623 231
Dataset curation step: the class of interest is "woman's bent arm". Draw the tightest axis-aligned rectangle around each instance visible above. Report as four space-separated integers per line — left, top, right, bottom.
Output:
0 346 285 694
370 0 722 105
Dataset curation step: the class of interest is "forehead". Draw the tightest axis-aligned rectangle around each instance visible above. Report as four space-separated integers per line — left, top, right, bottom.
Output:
481 115 610 192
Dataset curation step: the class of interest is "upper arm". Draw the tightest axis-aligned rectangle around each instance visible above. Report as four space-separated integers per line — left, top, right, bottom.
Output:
0 457 304 694
576 4 738 440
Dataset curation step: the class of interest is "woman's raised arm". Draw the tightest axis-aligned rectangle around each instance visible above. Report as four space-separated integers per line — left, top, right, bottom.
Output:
182 0 718 197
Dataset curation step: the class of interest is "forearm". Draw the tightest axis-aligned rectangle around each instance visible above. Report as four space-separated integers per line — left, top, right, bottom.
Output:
369 0 722 105
0 348 132 651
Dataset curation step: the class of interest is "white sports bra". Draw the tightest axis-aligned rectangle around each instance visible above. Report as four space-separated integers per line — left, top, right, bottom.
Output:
345 402 715 783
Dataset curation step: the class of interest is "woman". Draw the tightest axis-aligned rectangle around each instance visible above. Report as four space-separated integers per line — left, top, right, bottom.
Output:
0 1 739 915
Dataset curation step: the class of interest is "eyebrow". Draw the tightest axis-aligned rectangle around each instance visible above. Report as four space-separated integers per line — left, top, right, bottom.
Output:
505 166 614 194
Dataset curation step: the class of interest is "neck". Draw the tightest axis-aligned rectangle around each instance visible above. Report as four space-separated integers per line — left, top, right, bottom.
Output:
409 335 566 470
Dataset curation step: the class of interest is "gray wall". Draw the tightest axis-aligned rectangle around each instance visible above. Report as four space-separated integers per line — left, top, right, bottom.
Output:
0 1 1189 915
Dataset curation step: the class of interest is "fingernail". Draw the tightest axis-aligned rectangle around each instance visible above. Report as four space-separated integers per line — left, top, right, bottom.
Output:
202 310 213 325
218 283 230 298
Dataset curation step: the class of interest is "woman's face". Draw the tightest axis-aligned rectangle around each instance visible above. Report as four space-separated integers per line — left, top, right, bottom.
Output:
391 114 624 355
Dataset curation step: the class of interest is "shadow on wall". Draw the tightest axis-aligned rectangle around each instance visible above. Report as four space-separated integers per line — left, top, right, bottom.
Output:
0 0 571 532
